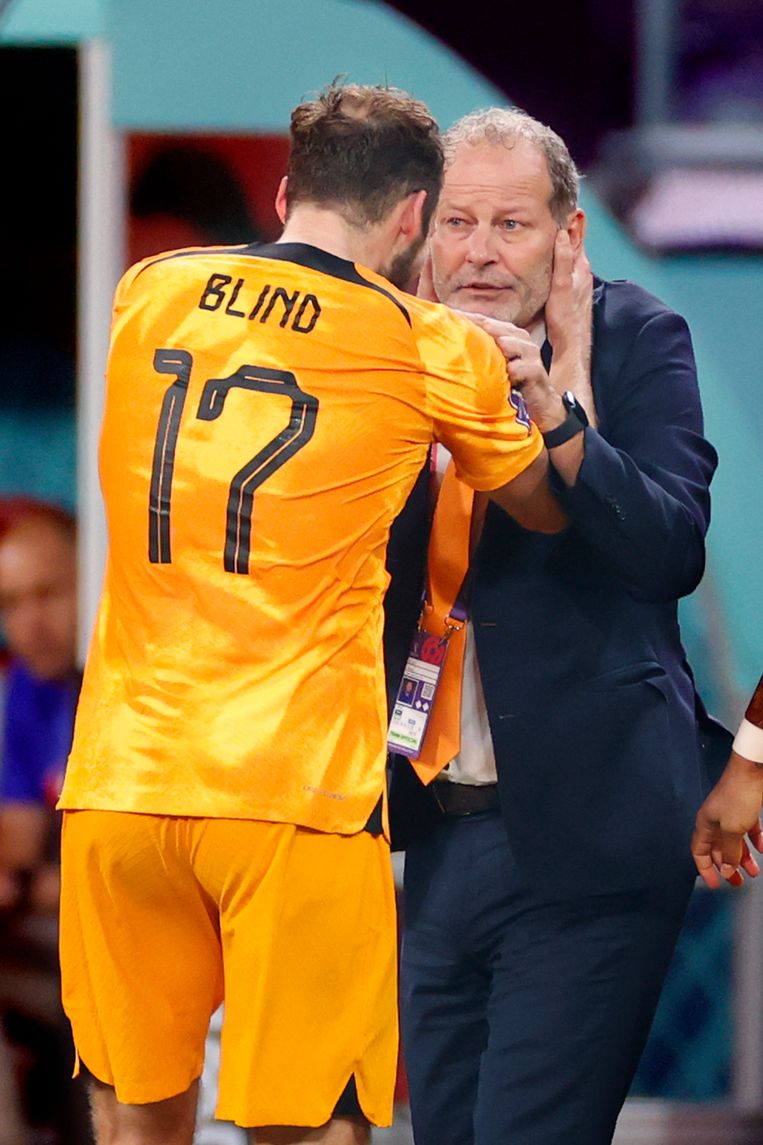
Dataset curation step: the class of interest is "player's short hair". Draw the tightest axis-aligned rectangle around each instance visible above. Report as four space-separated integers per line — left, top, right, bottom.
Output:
443 107 580 224
286 80 444 233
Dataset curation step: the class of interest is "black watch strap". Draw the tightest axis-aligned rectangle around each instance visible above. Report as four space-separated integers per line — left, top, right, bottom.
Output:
542 392 588 449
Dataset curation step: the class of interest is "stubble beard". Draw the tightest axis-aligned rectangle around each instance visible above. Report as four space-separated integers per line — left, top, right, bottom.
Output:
383 232 426 291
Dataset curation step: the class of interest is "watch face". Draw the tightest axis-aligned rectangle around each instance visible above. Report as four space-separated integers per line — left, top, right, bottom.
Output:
562 391 588 426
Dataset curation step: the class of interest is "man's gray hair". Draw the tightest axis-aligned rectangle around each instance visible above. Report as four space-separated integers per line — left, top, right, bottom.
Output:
443 107 580 224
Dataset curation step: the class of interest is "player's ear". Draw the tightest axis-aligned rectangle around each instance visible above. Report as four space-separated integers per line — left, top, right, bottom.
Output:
400 189 428 242
275 177 289 225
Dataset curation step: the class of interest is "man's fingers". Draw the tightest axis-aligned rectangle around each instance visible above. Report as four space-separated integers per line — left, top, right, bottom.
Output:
452 312 541 375
687 824 719 883
720 833 745 872
691 808 763 887
452 310 527 341
740 840 760 878
695 860 721 890
691 820 722 887
715 840 761 885
749 819 763 853
551 229 573 290
714 835 758 884
451 315 538 364
416 253 437 302
576 248 593 280
495 335 529 362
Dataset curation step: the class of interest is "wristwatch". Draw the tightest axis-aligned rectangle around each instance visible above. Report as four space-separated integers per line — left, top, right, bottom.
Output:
541 391 589 448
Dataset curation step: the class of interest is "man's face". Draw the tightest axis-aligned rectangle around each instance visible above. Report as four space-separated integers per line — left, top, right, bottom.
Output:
430 138 560 329
0 522 77 681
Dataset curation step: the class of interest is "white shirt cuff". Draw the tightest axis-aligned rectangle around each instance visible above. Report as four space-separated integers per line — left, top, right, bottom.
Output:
733 718 763 765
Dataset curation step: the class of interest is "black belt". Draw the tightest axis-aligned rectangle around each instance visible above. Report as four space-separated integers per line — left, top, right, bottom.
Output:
431 781 500 816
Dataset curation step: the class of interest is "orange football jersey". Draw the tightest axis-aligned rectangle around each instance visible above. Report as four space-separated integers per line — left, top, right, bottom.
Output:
59 242 542 832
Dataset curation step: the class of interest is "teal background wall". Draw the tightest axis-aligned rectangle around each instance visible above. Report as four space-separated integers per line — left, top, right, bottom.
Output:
0 0 103 39
2 0 504 128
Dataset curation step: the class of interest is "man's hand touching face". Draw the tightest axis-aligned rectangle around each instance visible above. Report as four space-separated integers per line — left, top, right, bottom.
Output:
545 229 593 370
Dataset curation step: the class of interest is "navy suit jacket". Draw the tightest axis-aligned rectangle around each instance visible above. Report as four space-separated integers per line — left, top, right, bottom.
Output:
385 277 731 898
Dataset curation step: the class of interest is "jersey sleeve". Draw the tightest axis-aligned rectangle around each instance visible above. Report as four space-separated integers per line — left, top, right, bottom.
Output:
417 304 543 492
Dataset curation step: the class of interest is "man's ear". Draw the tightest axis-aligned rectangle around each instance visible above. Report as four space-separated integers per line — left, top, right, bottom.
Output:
275 176 289 225
566 208 586 252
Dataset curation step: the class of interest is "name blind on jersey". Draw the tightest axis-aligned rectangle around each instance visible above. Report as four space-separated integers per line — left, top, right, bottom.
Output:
199 273 322 334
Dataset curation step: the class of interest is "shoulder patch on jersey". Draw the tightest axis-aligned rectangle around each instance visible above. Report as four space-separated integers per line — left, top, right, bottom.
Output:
510 389 532 430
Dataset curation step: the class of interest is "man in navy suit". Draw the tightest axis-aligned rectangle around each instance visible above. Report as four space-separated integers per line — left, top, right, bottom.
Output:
386 107 728 1145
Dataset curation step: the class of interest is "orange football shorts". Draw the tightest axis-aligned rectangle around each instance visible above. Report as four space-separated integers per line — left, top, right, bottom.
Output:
59 810 398 1128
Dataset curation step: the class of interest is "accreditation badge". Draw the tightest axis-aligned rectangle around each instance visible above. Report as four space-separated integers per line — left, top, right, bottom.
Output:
387 628 448 759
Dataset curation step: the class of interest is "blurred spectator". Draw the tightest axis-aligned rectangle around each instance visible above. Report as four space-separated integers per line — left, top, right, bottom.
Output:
129 143 262 265
0 500 91 1145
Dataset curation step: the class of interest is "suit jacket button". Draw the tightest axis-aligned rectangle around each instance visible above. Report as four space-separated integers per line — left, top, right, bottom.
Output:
605 494 625 520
